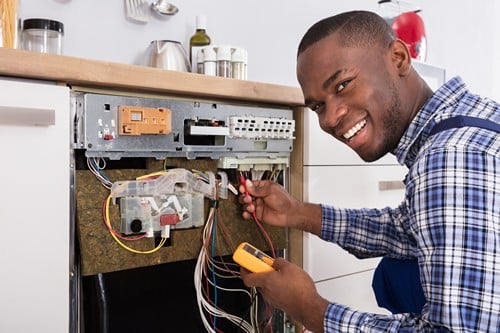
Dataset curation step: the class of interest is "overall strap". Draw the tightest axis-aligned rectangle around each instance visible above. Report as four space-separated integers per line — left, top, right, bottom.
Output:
429 115 500 136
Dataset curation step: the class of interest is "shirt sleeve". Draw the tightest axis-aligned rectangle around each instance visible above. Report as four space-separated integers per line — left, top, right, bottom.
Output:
320 203 418 259
324 303 436 332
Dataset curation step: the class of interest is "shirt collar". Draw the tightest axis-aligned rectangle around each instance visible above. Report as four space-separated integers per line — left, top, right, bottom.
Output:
393 76 468 167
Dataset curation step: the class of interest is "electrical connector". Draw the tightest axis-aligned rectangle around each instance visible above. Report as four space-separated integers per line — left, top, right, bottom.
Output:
229 115 295 140
217 156 289 171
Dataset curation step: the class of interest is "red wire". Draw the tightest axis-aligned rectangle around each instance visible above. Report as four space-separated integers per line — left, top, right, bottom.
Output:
240 175 276 258
101 197 147 241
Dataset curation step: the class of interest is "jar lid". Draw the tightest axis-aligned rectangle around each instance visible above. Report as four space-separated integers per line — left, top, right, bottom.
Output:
201 46 216 61
215 45 232 61
231 47 247 63
23 18 64 34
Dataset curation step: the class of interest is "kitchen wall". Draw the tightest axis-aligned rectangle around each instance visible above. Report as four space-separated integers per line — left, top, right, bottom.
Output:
19 0 500 101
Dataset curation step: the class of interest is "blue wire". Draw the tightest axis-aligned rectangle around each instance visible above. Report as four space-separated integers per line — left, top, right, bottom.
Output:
210 209 218 329
90 158 111 183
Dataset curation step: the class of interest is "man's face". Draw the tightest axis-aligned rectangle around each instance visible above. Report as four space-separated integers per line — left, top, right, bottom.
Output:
297 33 406 162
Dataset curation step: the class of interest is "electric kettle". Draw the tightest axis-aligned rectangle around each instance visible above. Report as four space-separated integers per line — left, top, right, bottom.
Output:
145 40 191 72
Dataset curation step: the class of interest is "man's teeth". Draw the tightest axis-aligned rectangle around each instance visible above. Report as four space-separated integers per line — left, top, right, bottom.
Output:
343 120 367 139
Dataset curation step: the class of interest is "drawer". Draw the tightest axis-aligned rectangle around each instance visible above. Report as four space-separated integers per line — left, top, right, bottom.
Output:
303 165 407 281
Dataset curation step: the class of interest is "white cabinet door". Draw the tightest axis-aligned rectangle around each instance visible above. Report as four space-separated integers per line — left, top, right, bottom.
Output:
315 270 390 315
303 164 406 314
303 164 407 281
0 78 70 333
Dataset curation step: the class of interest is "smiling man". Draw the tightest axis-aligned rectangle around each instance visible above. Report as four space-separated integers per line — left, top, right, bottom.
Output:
239 10 499 333
297 12 430 163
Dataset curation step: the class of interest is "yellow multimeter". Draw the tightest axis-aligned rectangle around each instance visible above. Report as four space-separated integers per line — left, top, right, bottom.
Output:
233 242 275 273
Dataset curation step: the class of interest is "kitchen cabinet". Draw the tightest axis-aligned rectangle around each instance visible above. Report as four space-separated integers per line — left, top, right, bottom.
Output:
303 165 407 282
0 48 305 333
315 270 384 313
0 77 71 332
303 163 406 314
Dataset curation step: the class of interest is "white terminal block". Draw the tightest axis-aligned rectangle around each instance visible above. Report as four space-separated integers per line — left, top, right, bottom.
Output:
229 115 295 140
217 156 289 171
189 124 230 136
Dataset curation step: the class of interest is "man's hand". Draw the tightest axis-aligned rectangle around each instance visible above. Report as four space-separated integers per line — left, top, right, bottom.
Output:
241 257 329 332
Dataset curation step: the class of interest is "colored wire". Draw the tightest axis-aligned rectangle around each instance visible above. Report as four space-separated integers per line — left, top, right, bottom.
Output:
103 195 166 254
240 173 276 258
87 157 113 189
195 207 255 333
211 205 218 330
101 197 147 241
135 170 167 180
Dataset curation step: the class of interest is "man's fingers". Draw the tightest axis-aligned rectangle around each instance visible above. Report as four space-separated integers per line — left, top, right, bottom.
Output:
272 257 287 271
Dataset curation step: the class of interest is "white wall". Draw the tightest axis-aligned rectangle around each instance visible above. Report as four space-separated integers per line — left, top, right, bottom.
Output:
19 0 500 100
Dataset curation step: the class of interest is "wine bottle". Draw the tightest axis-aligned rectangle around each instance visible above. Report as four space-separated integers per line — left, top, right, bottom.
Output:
189 15 211 73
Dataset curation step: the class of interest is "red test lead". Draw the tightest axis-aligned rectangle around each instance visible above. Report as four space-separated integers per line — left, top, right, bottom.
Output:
240 175 257 220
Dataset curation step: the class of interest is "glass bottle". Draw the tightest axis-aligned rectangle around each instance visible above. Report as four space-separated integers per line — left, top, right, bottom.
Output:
189 15 211 73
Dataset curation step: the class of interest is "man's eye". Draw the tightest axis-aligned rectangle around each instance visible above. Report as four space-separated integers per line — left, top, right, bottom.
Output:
311 103 324 112
337 80 350 93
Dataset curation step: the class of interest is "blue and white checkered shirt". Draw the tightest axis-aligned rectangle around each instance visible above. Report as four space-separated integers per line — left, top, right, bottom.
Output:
320 77 499 332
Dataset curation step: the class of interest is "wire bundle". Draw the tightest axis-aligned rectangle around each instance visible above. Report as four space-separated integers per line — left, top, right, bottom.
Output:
87 157 113 189
87 158 284 330
93 163 170 254
194 168 284 333
195 206 250 332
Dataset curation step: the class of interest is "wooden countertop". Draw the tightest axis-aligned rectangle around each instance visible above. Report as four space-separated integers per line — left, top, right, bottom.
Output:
0 48 304 107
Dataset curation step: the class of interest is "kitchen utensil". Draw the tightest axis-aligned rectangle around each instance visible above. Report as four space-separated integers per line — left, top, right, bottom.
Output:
0 0 20 48
151 0 178 15
145 40 190 72
125 0 150 23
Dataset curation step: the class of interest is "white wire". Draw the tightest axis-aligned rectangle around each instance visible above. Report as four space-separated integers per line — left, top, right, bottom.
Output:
86 157 113 189
194 207 255 333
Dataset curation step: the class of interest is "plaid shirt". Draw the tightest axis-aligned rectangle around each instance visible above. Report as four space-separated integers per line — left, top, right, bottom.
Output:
320 76 499 332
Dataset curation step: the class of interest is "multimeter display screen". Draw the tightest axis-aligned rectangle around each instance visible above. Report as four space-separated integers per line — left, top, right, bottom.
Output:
243 243 265 260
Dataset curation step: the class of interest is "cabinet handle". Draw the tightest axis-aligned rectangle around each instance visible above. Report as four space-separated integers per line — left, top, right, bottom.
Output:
0 106 55 126
378 180 405 191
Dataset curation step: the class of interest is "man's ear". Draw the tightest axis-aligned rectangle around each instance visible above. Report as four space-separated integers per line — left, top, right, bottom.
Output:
390 39 412 76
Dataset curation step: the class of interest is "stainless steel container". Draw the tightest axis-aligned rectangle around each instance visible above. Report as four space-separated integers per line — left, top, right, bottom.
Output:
145 40 191 72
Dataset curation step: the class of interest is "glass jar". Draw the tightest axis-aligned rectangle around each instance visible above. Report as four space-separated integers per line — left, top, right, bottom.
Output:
21 18 64 54
215 45 232 78
231 47 247 80
201 46 216 76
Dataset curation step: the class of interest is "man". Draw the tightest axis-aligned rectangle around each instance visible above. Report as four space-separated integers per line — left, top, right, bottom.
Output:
239 10 499 332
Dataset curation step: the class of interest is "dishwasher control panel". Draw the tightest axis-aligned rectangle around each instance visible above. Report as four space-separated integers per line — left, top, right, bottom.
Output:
73 91 295 161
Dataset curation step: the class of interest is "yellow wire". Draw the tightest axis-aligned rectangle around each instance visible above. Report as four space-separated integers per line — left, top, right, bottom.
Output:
135 171 168 180
104 195 166 254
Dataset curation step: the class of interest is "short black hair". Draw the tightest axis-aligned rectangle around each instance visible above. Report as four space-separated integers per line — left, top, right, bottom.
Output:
297 10 396 57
